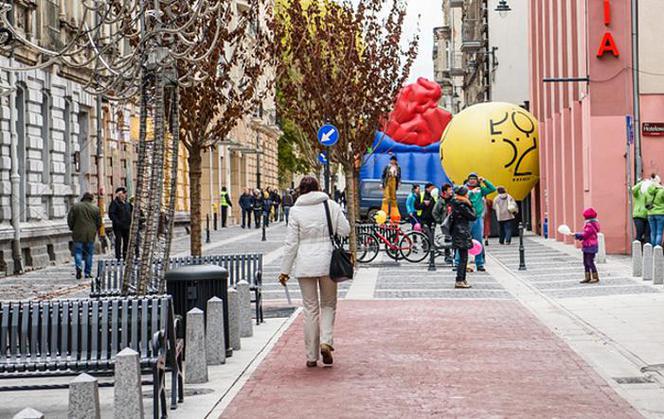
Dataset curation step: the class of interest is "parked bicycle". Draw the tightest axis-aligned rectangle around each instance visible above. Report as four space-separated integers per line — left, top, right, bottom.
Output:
356 222 430 264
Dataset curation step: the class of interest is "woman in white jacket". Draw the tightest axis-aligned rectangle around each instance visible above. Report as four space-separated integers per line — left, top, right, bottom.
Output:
279 176 351 367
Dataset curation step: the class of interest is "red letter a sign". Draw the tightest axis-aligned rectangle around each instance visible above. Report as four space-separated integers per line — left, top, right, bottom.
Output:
597 32 620 57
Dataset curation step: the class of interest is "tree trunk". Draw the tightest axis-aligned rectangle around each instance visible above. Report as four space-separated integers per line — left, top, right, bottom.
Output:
189 142 203 256
344 163 358 256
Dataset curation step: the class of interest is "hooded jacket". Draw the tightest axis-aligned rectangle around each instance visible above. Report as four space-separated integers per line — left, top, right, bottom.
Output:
493 193 517 222
646 185 664 216
575 219 601 253
449 197 477 250
281 191 351 278
466 178 496 218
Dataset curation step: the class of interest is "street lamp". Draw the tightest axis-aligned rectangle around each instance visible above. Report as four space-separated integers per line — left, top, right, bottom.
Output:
495 0 512 18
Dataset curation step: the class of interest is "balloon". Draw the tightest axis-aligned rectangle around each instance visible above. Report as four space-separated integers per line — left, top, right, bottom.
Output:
557 224 572 235
469 239 483 256
440 102 540 201
374 210 387 225
413 223 422 232
385 78 453 147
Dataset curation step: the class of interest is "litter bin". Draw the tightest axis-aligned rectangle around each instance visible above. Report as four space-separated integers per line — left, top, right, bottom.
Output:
165 264 231 357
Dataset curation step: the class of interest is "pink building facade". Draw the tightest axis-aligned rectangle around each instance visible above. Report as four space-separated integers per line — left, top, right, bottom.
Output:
528 0 664 253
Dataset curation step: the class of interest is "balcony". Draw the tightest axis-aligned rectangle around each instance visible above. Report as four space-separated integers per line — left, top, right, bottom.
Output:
450 0 464 8
448 52 464 76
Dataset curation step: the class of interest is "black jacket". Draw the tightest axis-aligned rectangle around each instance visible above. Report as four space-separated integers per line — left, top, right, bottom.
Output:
417 191 436 224
381 164 401 188
239 193 255 210
108 198 132 231
253 195 265 212
449 198 477 250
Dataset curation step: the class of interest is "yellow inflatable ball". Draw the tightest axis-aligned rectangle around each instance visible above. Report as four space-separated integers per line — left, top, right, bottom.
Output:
440 102 539 201
374 210 387 225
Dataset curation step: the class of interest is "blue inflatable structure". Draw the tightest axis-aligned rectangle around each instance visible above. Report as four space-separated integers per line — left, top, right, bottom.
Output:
361 132 451 187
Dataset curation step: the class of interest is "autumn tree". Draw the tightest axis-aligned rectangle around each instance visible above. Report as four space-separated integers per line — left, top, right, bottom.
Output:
275 0 418 248
179 0 273 256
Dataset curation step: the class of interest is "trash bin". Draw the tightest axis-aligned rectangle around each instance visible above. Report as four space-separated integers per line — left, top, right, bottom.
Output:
165 264 231 357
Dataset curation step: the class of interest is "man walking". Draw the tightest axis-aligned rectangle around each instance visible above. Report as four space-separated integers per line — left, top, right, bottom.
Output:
381 156 401 221
253 189 265 229
68 193 102 279
220 186 233 228
239 188 254 229
282 189 295 225
108 187 132 260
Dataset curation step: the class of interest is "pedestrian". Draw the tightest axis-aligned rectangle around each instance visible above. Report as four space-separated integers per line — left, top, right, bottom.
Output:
282 189 295 225
220 186 233 228
493 186 518 245
381 156 401 221
631 177 652 244
572 208 601 284
646 175 664 246
108 186 132 260
263 188 272 227
67 192 102 279
483 198 493 246
253 189 264 229
239 188 254 229
433 183 455 264
455 173 496 272
279 176 350 368
405 184 422 228
449 186 476 289
417 183 436 234
270 188 281 222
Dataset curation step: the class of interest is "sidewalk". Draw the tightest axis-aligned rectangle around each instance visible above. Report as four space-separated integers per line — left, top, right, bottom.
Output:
222 300 639 418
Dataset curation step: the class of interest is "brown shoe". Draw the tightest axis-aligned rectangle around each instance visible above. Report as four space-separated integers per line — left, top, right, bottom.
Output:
589 272 600 284
580 272 591 284
455 281 472 289
306 361 318 368
320 344 334 366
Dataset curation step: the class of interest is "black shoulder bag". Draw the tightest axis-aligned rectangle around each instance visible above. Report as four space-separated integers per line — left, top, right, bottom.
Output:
323 200 354 283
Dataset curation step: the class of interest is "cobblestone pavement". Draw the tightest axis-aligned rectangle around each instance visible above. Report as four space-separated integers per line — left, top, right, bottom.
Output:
488 237 662 299
0 222 285 300
222 300 640 419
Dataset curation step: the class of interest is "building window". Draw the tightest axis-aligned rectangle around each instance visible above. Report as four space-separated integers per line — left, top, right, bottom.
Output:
15 83 27 222
64 97 72 185
41 90 51 184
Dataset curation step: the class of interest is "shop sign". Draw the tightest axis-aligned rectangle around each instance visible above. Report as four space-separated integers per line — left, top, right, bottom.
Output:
597 0 620 57
643 123 664 137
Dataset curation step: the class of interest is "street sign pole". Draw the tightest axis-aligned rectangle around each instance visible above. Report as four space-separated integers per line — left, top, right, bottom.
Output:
324 147 331 196
317 124 339 197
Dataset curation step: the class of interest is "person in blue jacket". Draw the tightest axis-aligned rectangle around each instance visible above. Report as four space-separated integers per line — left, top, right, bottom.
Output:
406 184 421 227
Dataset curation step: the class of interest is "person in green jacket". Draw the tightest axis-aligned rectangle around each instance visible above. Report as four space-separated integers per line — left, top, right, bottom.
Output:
632 178 651 244
646 177 664 246
67 193 101 279
454 172 496 272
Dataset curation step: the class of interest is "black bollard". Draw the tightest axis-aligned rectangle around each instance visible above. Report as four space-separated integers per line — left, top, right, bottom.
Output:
427 225 437 272
518 222 527 271
262 214 267 242
213 212 218 231
206 214 211 244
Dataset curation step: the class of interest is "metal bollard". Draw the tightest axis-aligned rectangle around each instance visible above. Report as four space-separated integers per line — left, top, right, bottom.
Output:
518 222 527 271
206 214 211 243
427 226 436 272
261 214 267 242
213 212 218 231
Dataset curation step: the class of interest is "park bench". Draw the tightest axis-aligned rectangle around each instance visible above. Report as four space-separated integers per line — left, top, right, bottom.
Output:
0 295 184 419
93 253 264 324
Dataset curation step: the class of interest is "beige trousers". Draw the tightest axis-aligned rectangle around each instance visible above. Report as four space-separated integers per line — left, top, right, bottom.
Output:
298 276 338 362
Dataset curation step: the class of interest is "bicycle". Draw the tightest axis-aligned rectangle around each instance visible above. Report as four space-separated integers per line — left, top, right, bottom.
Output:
356 222 431 264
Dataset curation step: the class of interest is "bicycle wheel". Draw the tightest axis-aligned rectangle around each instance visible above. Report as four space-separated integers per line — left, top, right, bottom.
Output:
356 232 379 263
400 231 431 263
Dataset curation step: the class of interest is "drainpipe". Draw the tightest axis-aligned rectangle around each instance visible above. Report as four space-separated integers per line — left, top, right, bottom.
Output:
96 95 107 250
8 56 22 273
630 0 642 178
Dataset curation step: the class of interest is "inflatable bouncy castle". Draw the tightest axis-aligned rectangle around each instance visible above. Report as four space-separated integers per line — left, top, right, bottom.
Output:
361 78 453 187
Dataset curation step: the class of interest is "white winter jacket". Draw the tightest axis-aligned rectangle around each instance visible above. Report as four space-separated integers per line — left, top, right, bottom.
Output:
280 191 351 278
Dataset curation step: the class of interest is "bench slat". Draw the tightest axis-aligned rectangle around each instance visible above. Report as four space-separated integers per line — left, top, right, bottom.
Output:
130 300 138 351
61 302 70 360
71 301 80 362
141 299 149 358
111 300 119 357
30 303 39 359
1 304 9 359
81 301 89 364
39 301 49 360
100 300 109 362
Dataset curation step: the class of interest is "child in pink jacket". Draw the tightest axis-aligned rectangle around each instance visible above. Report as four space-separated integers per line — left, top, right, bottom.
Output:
575 208 601 284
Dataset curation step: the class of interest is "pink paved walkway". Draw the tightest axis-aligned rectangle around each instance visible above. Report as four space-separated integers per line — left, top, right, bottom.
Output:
222 300 640 418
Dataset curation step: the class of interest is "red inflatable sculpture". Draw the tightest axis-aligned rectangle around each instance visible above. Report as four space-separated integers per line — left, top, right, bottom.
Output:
384 78 453 147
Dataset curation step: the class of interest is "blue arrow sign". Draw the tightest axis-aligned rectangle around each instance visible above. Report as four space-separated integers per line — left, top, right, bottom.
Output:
317 124 339 147
318 151 328 165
